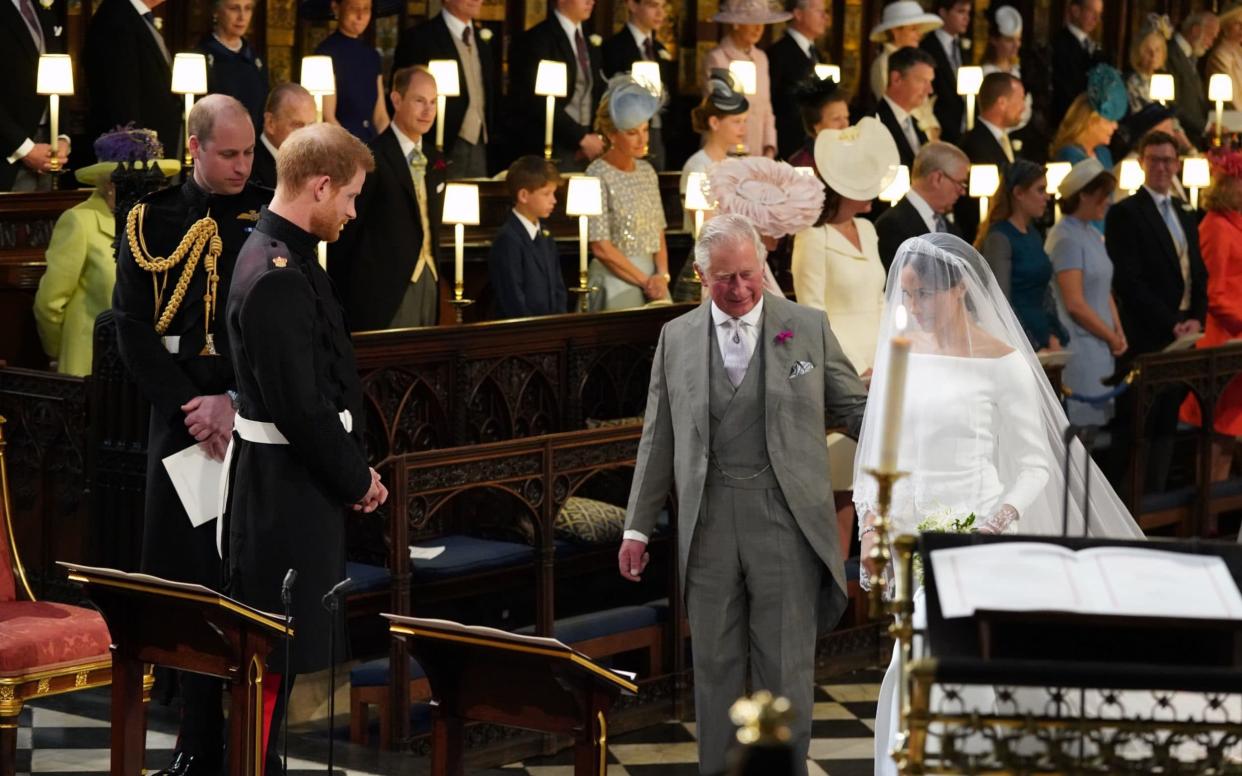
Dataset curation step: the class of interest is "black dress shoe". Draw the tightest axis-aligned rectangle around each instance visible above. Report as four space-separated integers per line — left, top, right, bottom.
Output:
154 751 222 776
152 751 190 776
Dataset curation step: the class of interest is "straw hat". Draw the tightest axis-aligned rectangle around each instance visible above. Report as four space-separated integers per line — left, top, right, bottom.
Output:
712 0 791 26
814 117 901 201
1058 158 1107 199
870 1 944 43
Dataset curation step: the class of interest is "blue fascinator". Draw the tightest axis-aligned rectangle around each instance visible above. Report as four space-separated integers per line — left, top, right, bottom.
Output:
1085 64 1127 121
604 74 666 131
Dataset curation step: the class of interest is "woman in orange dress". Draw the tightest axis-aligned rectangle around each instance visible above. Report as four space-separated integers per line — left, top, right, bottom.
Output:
1181 149 1242 480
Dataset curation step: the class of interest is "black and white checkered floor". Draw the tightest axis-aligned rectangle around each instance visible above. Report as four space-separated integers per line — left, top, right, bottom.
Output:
14 670 881 776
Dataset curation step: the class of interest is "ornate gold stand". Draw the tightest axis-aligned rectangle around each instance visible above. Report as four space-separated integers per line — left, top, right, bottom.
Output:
449 282 474 324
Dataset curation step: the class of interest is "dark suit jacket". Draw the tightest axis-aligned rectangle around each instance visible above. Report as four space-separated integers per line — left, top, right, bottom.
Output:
767 32 818 160
920 33 966 144
250 136 277 189
392 13 496 159
84 0 181 158
329 128 445 331
875 195 960 271
0 0 63 189
601 24 673 84
1105 188 1209 357
1051 27 1106 127
508 16 605 159
488 212 567 317
954 122 1012 244
876 98 926 169
1167 40 1210 148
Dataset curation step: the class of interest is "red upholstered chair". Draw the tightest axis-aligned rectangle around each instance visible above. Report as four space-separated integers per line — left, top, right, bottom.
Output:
0 417 112 776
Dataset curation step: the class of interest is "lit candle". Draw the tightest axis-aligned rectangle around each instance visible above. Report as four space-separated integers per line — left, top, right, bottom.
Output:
878 308 911 472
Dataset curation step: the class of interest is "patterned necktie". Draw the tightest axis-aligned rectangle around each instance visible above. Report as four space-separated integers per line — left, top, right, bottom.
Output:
723 319 750 388
408 147 438 283
643 36 656 61
462 25 472 49
18 0 44 53
934 213 949 233
574 28 592 85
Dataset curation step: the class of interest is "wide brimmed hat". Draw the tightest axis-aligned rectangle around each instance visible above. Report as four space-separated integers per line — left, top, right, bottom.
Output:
712 0 791 25
870 1 944 43
1058 158 1107 199
75 126 179 186
1085 64 1128 121
815 117 900 201
708 157 825 238
990 5 1022 38
604 74 665 131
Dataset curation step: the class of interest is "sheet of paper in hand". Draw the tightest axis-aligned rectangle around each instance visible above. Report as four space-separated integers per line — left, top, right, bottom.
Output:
162 444 225 527
931 542 1242 621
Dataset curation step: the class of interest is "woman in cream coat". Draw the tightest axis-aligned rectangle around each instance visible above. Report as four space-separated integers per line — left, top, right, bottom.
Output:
792 117 899 551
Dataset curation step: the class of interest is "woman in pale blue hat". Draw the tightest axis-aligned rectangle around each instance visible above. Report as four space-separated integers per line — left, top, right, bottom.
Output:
586 75 670 311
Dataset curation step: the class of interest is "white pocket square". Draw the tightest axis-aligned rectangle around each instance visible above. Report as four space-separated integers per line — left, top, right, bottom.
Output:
54 25 63 36
788 360 814 379
436 182 446 194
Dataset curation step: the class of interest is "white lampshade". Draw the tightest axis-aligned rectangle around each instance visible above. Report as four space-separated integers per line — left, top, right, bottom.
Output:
427 59 461 97
879 165 910 203
1118 158 1145 193
632 61 662 94
684 171 714 212
535 60 568 97
566 175 603 216
171 53 208 95
1183 157 1211 189
1210 73 1234 103
36 54 74 95
442 183 480 225
1045 162 1072 195
728 61 757 95
1149 74 1175 103
956 66 984 96
969 164 1000 198
814 64 841 83
301 55 336 95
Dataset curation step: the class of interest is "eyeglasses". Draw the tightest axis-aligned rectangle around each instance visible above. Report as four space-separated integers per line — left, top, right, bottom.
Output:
1143 155 1180 168
940 170 969 192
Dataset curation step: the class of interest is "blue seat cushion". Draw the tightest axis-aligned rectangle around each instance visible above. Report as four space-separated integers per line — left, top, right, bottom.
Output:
345 562 390 594
1140 485 1197 514
410 534 534 581
514 605 660 643
350 656 425 687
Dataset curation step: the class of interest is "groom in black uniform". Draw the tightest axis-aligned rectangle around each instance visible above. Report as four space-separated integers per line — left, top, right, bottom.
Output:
222 122 388 769
112 94 269 776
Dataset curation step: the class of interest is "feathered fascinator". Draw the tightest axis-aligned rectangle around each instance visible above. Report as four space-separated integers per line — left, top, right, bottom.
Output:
706 69 749 114
791 75 841 110
93 124 164 163
1208 148 1242 179
708 157 825 238
604 73 666 131
1085 64 1127 121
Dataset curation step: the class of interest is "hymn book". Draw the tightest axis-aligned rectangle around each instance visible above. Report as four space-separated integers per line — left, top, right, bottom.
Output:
931 543 1242 621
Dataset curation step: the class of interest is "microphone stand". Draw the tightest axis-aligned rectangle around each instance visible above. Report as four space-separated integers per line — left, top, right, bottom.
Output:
280 569 297 776
321 577 352 776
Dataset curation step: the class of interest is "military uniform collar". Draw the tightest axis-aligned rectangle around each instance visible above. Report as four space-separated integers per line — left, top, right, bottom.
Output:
256 206 318 259
181 176 212 209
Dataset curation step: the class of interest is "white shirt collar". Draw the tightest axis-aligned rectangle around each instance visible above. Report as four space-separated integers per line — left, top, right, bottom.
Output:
391 123 422 162
260 132 279 159
883 95 913 126
786 28 814 59
905 188 939 233
441 9 470 40
1067 23 1091 48
627 21 653 53
554 10 582 46
710 296 764 328
979 117 1007 141
1144 185 1174 208
1174 32 1193 58
128 0 154 19
934 28 958 58
513 209 541 240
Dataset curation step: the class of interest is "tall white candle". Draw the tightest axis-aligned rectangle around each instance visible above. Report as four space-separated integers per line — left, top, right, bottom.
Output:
436 95 447 150
578 215 589 276
49 95 59 170
878 333 911 472
454 222 465 297
545 97 555 158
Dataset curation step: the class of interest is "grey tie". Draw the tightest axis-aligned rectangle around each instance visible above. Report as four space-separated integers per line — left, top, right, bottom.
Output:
934 213 949 233
142 10 172 64
722 319 750 387
904 117 921 152
18 0 44 53
1160 197 1187 257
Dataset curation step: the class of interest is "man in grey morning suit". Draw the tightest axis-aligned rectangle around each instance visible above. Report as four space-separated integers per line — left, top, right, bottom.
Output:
618 214 868 775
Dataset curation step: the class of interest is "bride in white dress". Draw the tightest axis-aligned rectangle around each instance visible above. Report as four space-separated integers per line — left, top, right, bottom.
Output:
852 234 1146 775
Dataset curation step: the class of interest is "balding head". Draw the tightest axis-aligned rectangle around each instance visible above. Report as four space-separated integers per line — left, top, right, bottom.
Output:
187 94 255 195
263 82 317 148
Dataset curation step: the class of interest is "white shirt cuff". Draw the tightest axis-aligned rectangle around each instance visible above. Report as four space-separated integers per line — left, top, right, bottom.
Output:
8 138 34 165
623 529 649 543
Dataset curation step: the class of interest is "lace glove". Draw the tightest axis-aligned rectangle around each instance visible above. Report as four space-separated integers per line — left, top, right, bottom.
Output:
979 503 1018 534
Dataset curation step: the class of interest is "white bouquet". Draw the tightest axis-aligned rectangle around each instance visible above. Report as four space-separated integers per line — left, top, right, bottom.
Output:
912 506 976 585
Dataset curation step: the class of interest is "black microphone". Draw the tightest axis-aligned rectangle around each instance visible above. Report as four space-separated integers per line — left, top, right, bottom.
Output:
321 577 353 610
281 568 297 607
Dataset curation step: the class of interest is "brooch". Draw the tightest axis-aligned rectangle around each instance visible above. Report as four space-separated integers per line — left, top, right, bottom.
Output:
272 256 288 268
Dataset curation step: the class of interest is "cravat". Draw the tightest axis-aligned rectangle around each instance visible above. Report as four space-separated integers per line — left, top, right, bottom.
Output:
142 10 172 64
934 213 949 233
999 132 1015 163
722 319 751 387
462 25 472 49
408 147 438 283
18 0 44 54
574 28 592 85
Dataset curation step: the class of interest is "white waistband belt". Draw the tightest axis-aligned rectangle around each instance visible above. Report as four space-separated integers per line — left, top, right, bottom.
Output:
161 335 180 354
232 410 353 445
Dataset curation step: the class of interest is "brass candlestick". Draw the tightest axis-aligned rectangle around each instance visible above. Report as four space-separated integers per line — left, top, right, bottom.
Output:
568 271 593 313
449 281 474 323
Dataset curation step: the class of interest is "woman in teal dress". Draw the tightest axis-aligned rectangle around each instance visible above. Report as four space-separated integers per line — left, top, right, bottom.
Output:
978 159 1071 351
1050 64 1127 231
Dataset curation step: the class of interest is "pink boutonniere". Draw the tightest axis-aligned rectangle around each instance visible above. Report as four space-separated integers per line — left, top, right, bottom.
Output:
432 158 449 172
775 329 794 344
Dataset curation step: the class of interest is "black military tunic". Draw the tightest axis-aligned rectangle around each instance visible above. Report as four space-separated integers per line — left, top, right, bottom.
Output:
223 207 371 674
112 177 272 588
